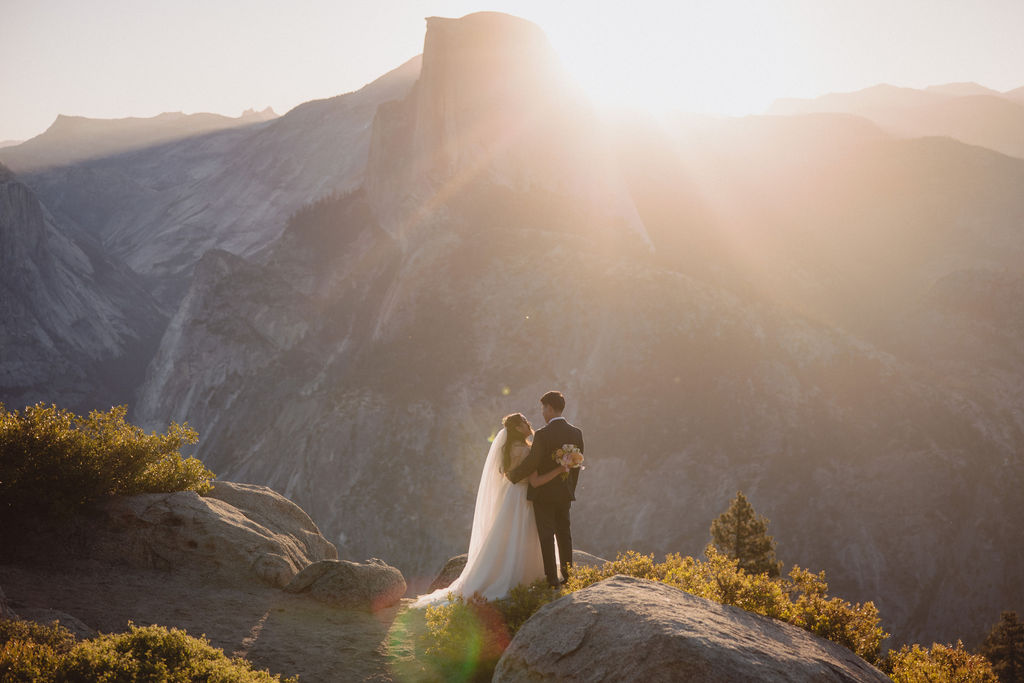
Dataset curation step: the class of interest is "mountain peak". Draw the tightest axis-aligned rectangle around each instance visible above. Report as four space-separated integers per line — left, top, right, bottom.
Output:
364 11 648 248
419 11 558 96
241 106 278 121
424 11 547 39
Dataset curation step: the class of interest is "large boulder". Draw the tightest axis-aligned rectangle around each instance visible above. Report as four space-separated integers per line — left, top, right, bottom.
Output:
494 575 890 682
284 558 406 611
205 481 337 560
88 483 337 587
428 549 609 591
428 553 468 591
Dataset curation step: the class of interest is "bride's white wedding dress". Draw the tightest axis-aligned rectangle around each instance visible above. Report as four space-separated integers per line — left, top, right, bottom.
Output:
412 428 546 607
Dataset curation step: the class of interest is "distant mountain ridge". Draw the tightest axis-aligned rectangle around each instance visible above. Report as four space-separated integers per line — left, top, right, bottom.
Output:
770 82 1024 158
0 108 277 173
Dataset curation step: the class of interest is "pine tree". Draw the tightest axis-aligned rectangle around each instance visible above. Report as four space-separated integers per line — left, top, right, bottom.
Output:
710 491 782 577
981 611 1024 683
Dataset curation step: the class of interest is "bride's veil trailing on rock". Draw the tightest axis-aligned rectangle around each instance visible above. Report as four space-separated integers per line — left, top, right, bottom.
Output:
465 427 511 567
411 426 519 608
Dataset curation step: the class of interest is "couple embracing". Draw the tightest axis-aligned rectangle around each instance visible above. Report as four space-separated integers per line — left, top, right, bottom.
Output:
413 391 584 607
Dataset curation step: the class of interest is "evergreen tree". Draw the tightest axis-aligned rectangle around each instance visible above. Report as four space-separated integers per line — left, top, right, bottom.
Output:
710 491 782 577
981 611 1024 683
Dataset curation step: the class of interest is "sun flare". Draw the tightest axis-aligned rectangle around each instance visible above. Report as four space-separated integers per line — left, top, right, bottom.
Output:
539 2 812 116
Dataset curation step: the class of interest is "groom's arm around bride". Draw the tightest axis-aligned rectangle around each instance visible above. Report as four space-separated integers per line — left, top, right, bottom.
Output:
506 420 583 500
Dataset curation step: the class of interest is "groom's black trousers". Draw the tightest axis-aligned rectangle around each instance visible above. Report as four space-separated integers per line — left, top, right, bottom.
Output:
534 499 572 585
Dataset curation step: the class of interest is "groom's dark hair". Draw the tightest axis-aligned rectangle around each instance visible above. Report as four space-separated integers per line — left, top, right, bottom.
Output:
541 391 565 413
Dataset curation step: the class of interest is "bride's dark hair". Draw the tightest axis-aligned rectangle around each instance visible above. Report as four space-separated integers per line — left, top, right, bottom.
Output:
501 413 533 473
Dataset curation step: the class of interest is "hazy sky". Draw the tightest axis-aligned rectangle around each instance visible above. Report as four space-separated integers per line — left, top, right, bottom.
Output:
3 0 1023 142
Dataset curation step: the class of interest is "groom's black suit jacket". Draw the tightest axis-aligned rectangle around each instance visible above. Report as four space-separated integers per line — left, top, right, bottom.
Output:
507 417 583 504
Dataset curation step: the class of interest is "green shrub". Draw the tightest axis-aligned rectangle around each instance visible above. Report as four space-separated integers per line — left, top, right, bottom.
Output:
491 581 561 636
885 641 997 682
0 617 78 653
784 566 886 664
0 619 76 681
60 623 295 682
0 619 296 682
0 403 211 534
418 594 508 682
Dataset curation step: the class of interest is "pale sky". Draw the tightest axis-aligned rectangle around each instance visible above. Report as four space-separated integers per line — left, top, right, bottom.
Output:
2 0 1023 142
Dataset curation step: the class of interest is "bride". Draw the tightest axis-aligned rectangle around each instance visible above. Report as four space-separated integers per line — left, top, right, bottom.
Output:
412 413 570 607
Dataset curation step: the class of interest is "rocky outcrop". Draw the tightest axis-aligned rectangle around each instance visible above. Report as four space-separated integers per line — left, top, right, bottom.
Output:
428 550 609 591
0 557 405 681
428 554 469 591
284 558 406 611
88 484 337 587
494 576 890 682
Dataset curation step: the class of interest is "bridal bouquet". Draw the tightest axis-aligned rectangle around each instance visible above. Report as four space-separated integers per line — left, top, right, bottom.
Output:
553 444 584 480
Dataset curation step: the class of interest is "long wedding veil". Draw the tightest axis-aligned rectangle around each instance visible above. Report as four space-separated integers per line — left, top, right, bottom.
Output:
465 427 511 568
411 426 512 607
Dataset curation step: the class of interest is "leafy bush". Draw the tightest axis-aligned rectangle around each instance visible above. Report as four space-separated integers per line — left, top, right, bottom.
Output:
411 581 559 682
418 594 509 682
0 403 211 535
0 618 78 653
0 619 296 682
885 641 997 682
785 566 886 664
0 619 76 681
491 580 561 636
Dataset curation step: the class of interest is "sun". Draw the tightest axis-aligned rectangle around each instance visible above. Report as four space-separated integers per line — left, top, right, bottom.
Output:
534 2 810 117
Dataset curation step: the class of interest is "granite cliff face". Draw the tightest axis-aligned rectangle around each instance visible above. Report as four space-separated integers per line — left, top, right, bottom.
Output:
11 58 420 305
0 163 163 410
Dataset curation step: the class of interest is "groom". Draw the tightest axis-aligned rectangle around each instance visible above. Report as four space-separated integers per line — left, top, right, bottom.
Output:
507 390 584 587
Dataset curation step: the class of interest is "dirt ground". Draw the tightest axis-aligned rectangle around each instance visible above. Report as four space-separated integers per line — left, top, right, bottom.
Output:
0 561 433 682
